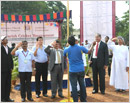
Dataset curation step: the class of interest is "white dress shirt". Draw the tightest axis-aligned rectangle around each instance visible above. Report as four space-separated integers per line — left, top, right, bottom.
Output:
55 49 61 64
84 43 91 50
3 45 8 54
15 49 35 72
93 41 101 58
32 45 48 63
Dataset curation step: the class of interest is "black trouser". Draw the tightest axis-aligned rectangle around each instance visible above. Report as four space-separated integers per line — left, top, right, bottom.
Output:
19 72 32 99
92 58 105 92
35 62 48 95
108 55 112 77
1 71 11 101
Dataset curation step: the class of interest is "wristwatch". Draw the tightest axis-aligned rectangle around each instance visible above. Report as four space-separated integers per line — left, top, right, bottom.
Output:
33 68 36 71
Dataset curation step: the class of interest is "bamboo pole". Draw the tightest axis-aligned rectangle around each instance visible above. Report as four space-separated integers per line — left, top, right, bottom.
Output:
67 0 70 102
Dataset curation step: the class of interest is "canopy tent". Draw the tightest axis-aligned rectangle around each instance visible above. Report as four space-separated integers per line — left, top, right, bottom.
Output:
1 10 72 23
1 10 72 49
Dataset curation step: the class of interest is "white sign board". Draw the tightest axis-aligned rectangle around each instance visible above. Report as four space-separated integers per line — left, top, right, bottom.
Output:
83 1 112 43
1 22 59 49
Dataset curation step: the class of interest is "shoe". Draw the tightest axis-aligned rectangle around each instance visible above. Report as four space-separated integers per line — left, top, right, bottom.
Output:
58 95 64 98
121 89 126 92
101 91 105 95
115 89 121 92
6 98 14 102
36 94 40 98
28 98 34 101
51 95 55 99
1 99 6 102
92 90 98 94
43 94 48 97
21 98 25 102
78 91 80 96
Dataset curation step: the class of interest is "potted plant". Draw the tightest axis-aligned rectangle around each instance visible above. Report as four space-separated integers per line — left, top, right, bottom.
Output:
11 57 19 86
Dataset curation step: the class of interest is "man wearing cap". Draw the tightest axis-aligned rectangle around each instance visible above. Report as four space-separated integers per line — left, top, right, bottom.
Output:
1 36 14 102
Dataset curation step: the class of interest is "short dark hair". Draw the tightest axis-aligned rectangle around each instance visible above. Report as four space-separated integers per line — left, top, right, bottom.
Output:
68 35 75 46
22 40 28 44
105 36 109 39
11 43 15 47
85 40 88 42
55 40 60 44
36 37 43 41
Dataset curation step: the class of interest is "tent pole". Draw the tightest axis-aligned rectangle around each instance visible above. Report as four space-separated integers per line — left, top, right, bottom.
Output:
25 22 26 40
67 0 70 102
43 21 45 45
6 21 7 36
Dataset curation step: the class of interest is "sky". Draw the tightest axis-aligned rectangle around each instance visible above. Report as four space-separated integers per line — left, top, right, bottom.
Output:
61 1 129 29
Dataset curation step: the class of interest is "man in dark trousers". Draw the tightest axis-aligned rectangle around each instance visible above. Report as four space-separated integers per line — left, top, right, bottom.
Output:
105 36 114 77
1 36 14 102
11 41 35 102
32 37 48 98
91 33 108 95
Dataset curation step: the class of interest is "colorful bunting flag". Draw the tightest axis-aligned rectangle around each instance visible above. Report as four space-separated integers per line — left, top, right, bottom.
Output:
11 15 15 21
1 10 72 22
26 15 30 21
39 14 44 21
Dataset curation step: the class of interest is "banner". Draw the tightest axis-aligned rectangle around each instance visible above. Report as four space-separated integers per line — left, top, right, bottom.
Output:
1 22 59 49
83 1 112 43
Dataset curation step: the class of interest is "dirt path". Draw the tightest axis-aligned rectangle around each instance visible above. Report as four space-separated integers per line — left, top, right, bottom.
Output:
10 74 129 102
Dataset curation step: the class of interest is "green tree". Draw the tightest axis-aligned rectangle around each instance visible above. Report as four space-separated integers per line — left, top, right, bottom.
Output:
116 10 129 45
60 20 74 47
116 2 129 45
46 1 66 12
1 1 51 15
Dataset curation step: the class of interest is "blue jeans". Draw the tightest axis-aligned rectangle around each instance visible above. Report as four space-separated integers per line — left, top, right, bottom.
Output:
69 71 87 102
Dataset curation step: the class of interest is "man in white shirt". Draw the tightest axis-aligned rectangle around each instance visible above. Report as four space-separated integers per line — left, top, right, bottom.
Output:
84 40 91 50
105 36 114 77
11 41 35 102
32 37 48 98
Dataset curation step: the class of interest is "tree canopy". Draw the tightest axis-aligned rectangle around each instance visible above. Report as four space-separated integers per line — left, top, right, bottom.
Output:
1 1 66 15
116 6 129 45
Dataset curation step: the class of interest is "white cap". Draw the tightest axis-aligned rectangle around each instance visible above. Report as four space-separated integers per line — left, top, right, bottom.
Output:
1 36 7 41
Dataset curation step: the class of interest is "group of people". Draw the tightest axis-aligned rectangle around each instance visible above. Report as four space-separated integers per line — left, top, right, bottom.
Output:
1 33 129 102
